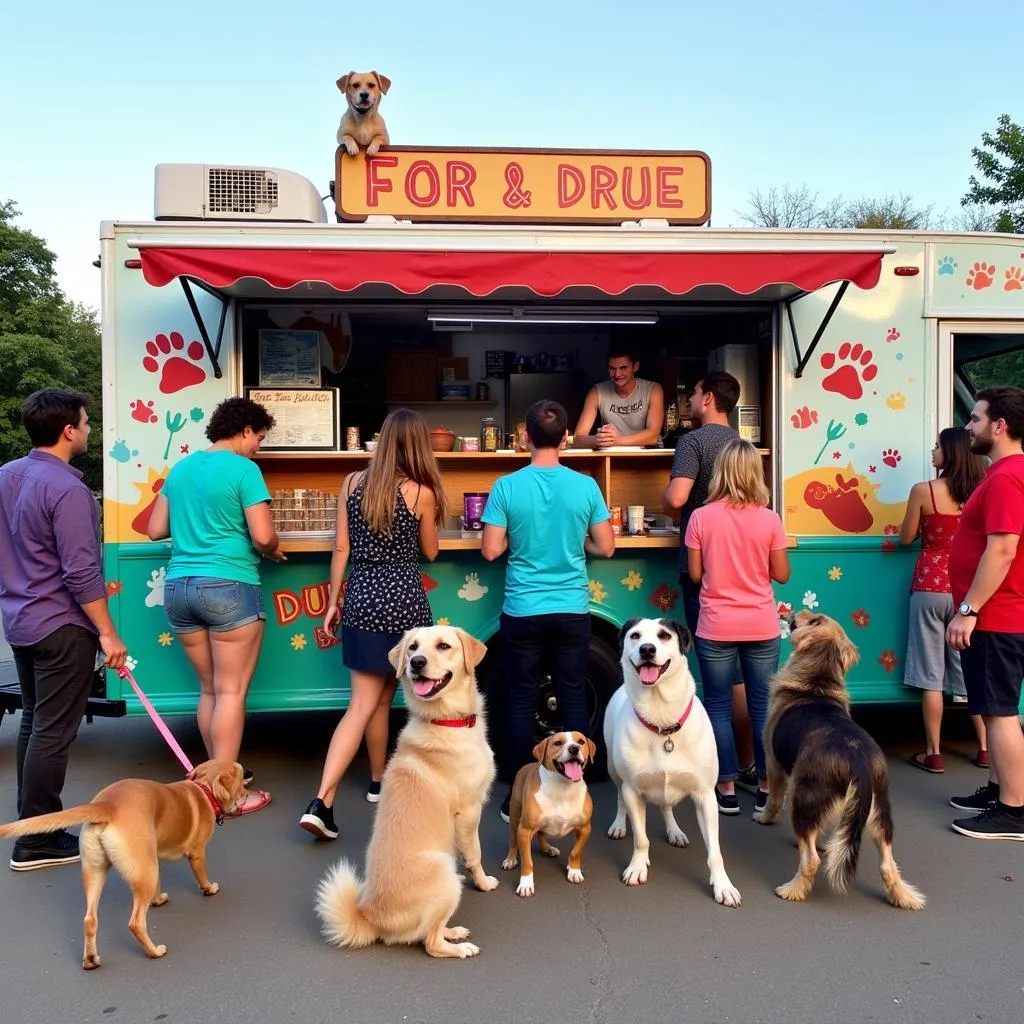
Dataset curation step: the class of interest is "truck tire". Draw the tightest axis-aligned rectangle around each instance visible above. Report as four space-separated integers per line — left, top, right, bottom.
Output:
481 632 621 783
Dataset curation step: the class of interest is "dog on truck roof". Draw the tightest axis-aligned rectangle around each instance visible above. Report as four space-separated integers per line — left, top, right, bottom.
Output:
604 616 741 906
501 731 597 898
754 610 925 910
0 760 246 968
336 70 391 157
315 625 499 959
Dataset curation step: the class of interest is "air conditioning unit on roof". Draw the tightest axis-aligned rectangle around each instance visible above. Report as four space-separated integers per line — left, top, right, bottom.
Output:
154 164 327 223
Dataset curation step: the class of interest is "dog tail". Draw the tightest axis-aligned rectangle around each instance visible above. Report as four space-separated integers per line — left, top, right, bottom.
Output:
823 766 872 894
0 803 111 839
315 858 378 949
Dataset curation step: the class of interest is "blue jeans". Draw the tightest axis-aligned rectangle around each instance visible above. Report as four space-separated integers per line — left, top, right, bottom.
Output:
164 577 266 634
693 636 780 782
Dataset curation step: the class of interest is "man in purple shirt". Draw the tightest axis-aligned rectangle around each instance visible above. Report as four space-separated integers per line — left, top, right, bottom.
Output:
0 389 126 871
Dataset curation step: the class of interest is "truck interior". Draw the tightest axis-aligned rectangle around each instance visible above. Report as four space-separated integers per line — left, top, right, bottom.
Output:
952 331 1024 423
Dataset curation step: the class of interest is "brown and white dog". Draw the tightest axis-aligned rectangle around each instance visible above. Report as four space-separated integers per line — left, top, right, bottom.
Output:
501 731 597 898
336 70 391 157
0 760 245 969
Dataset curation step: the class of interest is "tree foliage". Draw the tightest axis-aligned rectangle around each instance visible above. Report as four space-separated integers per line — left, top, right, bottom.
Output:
0 202 102 491
739 185 932 229
962 114 1024 233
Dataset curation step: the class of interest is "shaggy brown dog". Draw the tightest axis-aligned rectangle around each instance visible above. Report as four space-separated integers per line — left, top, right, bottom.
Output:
0 760 245 967
754 611 925 910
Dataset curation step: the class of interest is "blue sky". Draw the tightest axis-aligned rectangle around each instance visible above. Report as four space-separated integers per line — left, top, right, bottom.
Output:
2 0 1021 310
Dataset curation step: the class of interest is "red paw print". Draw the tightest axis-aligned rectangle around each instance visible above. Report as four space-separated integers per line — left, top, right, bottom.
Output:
130 398 158 424
882 448 902 468
820 342 878 400
886 328 900 342
142 332 207 394
1006 267 1023 291
790 406 819 429
966 262 996 290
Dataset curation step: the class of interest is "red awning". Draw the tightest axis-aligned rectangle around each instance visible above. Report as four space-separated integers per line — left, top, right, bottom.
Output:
138 246 884 298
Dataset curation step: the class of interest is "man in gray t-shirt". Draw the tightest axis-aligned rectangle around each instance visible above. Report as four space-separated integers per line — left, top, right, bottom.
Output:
574 349 665 449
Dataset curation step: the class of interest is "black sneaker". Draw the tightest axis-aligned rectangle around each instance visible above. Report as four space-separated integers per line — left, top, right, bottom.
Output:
499 792 511 824
365 780 381 804
299 798 339 841
10 830 80 872
736 765 759 795
949 782 999 812
753 789 769 815
716 789 740 815
242 767 255 787
951 802 1024 841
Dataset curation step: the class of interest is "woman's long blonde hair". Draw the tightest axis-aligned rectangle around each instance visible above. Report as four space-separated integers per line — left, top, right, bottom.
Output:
705 438 770 508
357 409 447 534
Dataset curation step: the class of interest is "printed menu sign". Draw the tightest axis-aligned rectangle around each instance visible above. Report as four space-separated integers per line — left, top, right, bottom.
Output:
259 329 322 386
246 388 339 451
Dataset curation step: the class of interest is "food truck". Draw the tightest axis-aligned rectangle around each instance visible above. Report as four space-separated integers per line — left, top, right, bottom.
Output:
70 146 1024 757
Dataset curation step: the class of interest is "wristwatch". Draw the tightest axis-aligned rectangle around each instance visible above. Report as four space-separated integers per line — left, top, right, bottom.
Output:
957 602 978 617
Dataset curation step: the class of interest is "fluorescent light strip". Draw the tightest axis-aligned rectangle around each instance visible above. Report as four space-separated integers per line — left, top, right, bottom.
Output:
426 311 658 326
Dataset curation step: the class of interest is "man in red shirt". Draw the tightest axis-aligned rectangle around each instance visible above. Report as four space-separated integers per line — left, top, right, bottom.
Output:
946 386 1024 841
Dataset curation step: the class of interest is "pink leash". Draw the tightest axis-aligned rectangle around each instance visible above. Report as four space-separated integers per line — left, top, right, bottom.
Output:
117 666 195 775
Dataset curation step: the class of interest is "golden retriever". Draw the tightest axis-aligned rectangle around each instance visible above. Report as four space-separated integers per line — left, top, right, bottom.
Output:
336 70 391 157
315 625 499 958
754 611 925 910
0 760 246 968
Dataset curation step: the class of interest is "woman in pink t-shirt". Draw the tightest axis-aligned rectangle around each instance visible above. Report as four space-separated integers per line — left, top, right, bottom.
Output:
684 438 791 817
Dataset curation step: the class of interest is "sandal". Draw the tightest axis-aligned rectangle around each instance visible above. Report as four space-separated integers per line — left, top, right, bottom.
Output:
226 789 272 817
909 751 944 774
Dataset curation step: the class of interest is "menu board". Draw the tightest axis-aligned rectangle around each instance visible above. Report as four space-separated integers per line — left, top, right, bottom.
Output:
245 388 339 451
258 329 322 387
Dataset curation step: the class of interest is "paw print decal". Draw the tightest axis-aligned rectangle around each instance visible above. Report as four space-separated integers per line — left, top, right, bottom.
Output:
130 399 158 424
936 256 957 276
109 439 139 463
790 406 819 429
882 448 902 468
965 262 996 291
144 566 167 608
142 332 208 394
457 572 489 602
1006 267 1023 291
886 328 901 343
886 391 907 410
802 590 819 610
820 343 878 400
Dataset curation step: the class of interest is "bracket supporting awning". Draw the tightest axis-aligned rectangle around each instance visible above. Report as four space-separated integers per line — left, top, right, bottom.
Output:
785 280 850 379
179 276 227 380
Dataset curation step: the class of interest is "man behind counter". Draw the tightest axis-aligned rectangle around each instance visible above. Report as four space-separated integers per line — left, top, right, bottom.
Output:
573 349 665 449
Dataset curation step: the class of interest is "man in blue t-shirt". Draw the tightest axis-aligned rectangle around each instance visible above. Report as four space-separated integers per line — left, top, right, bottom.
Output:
481 400 615 821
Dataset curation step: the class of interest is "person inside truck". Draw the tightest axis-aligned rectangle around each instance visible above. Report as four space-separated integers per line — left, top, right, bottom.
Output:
573 348 665 448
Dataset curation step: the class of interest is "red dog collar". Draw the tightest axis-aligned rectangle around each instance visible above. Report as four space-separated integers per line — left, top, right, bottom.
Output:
190 780 225 826
634 695 694 737
432 715 478 728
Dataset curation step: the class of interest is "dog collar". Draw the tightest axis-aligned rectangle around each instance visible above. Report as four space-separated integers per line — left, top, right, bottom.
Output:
190 780 225 826
432 714 478 728
634 696 694 753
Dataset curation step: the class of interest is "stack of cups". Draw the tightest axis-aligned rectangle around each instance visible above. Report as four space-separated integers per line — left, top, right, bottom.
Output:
627 505 645 535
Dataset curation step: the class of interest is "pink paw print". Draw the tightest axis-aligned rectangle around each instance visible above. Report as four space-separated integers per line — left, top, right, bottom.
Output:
882 448 902 468
790 406 819 429
966 262 996 291
886 328 900 342
820 342 878 400
142 332 208 395
1006 267 1023 291
130 399 158 424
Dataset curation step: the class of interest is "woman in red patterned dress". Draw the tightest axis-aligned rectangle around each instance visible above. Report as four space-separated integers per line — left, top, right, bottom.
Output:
899 427 988 773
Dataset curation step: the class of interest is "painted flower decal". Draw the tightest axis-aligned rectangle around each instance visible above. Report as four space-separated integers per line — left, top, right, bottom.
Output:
649 583 678 612
620 569 643 591
851 609 870 628
105 580 123 597
157 632 173 647
777 601 793 618
290 633 308 651
802 590 819 610
827 567 843 581
436 616 450 626
878 650 898 672
588 579 608 604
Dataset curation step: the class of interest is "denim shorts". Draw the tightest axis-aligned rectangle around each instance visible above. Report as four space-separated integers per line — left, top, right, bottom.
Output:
164 577 266 634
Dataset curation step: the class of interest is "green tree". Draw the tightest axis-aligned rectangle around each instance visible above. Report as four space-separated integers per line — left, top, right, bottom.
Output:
0 201 103 491
962 114 1024 233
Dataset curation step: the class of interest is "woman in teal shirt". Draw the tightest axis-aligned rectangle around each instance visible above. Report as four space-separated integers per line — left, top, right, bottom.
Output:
147 397 284 815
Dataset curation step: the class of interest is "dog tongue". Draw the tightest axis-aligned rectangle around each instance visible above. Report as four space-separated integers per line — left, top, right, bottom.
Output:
563 761 583 782
413 679 436 697
639 664 661 685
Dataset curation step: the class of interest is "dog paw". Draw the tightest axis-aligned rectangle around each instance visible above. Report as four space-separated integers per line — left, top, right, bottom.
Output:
621 857 649 886
82 954 101 971
343 139 359 157
666 828 689 848
151 891 169 906
775 881 809 902
150 944 168 959
713 881 742 908
366 140 381 157
475 874 499 892
453 942 481 958
541 844 560 858
444 926 471 940
501 856 518 871
203 882 220 896
566 867 584 884
516 874 535 898
752 810 774 826
607 820 627 840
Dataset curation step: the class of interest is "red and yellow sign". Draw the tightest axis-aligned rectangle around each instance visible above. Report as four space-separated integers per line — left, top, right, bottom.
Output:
335 147 711 225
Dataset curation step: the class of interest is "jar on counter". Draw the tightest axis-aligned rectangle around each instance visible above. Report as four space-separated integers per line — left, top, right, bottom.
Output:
480 416 500 452
610 506 623 536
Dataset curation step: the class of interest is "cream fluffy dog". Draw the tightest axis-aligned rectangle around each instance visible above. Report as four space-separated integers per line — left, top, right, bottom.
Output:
315 625 498 958
604 617 741 906
336 70 391 157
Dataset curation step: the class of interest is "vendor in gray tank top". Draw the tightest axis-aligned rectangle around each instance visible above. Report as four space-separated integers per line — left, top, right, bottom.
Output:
573 349 665 448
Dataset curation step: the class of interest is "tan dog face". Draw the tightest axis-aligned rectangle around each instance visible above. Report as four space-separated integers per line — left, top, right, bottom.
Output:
788 611 860 674
619 617 691 688
189 760 245 813
388 625 487 703
336 70 391 115
532 731 597 783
